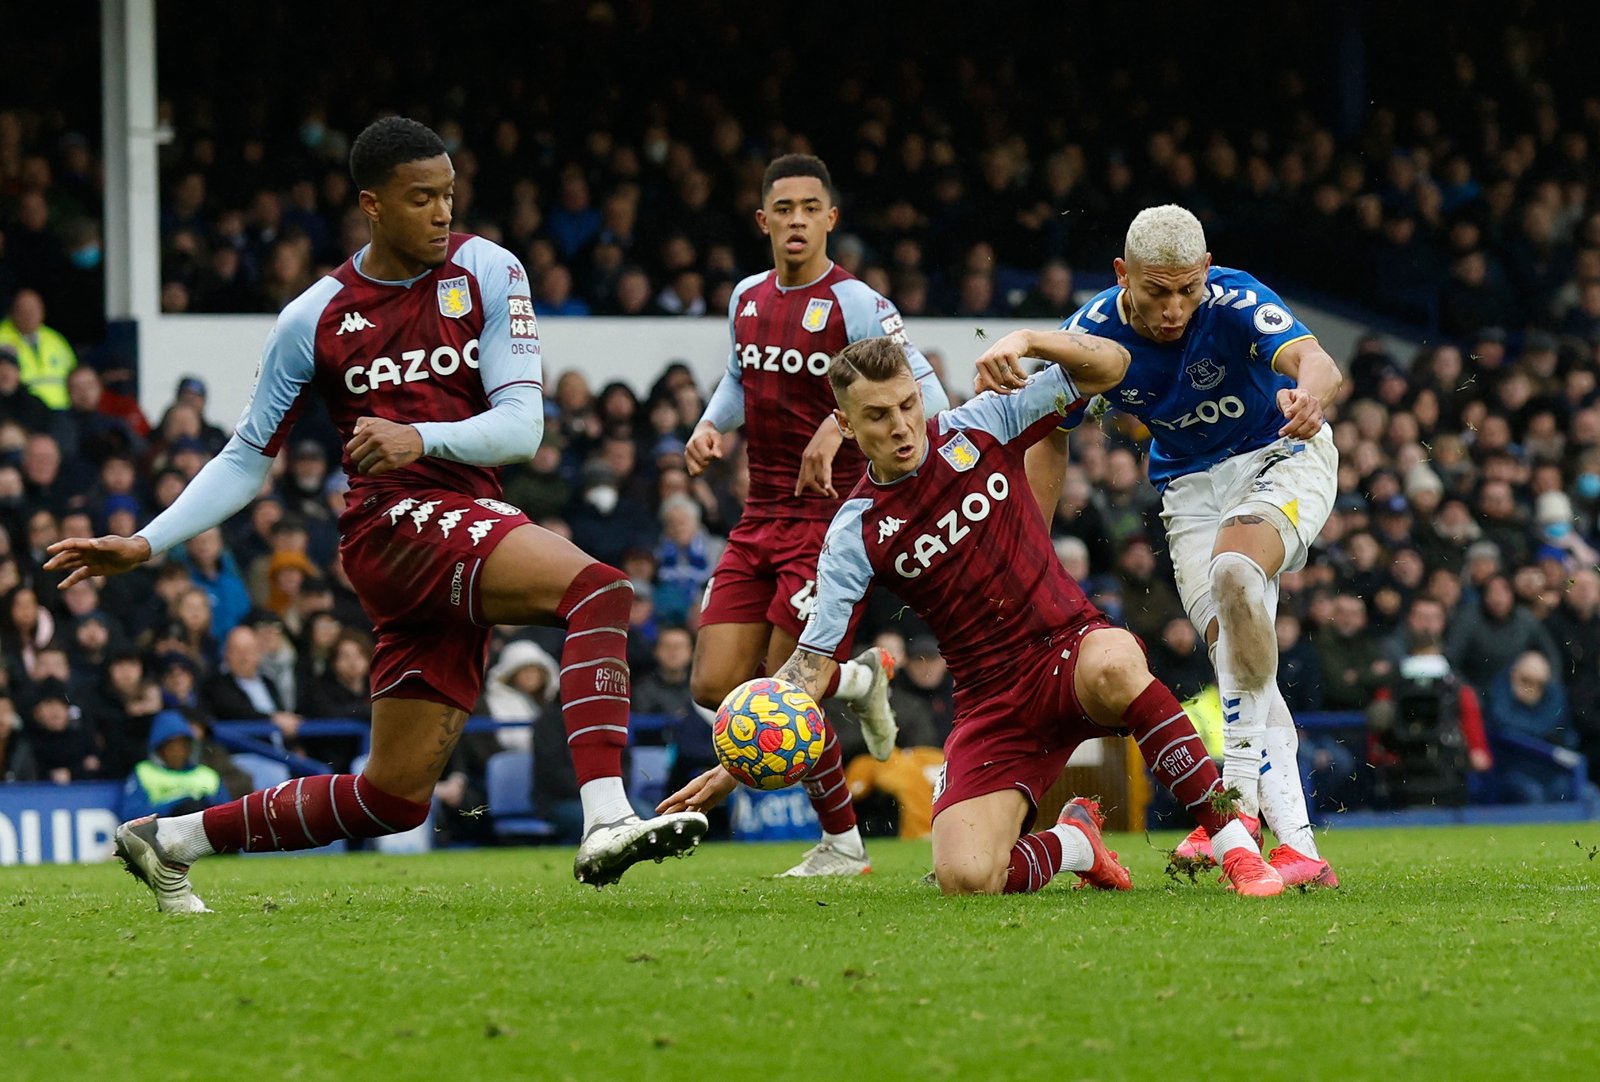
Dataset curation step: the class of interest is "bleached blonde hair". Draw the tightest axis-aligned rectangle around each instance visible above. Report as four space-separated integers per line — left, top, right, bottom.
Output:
1124 204 1207 267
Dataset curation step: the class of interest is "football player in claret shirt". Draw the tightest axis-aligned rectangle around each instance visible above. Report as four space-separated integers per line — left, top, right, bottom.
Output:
48 118 706 913
994 205 1343 888
684 155 949 877
662 337 1284 897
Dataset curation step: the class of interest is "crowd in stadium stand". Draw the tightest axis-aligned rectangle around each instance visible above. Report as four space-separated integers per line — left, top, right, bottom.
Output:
2 3 1599 822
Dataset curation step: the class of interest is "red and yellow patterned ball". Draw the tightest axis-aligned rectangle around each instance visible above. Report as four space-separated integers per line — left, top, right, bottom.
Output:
712 677 827 790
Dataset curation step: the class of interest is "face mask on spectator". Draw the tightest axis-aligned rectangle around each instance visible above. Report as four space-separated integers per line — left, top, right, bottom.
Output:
1543 521 1572 540
300 121 325 148
71 245 102 270
585 485 618 514
1578 473 1600 500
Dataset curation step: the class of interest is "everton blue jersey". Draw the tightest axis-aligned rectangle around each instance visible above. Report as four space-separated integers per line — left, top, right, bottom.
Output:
1058 266 1314 488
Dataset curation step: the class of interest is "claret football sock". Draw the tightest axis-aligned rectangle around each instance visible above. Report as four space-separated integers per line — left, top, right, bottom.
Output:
557 563 634 786
1124 679 1234 835
192 773 430 855
802 726 858 834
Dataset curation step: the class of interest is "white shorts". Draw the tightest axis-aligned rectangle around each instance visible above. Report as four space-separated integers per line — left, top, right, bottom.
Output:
1159 424 1337 636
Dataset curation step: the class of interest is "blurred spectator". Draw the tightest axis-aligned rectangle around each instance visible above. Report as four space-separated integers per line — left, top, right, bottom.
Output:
0 290 76 410
1445 574 1560 692
1485 651 1576 803
1148 617 1211 702
901 635 956 746
116 709 227 821
300 630 373 721
1315 594 1393 710
1115 535 1184 642
26 678 99 783
202 625 301 743
653 494 721 626
1544 569 1600 783
178 528 252 641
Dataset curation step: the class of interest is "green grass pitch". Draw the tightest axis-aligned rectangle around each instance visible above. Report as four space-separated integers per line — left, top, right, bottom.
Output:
5 825 1598 1082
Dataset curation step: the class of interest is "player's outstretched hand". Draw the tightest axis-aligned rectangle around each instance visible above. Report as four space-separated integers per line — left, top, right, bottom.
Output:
1276 387 1324 439
44 534 152 589
347 416 424 476
972 330 1033 395
685 421 723 477
795 415 843 498
657 765 738 816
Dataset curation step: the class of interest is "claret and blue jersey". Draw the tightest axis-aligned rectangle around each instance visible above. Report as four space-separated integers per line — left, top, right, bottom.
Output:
1059 266 1314 488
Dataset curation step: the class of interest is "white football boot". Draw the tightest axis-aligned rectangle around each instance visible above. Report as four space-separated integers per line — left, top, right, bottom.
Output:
574 811 709 888
114 815 213 914
776 839 872 877
846 646 898 761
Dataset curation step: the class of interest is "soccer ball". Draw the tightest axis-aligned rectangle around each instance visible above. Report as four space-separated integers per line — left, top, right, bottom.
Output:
712 677 826 790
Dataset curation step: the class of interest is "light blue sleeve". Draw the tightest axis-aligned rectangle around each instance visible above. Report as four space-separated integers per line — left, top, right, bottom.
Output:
836 278 948 415
411 237 545 465
940 366 1082 444
797 498 875 659
137 278 335 555
701 275 762 433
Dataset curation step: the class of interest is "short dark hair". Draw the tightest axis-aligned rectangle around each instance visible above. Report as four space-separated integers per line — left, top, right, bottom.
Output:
828 337 913 402
350 117 447 190
761 154 834 201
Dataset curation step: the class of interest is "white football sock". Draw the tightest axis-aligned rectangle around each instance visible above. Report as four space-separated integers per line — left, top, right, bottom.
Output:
823 825 865 857
1261 688 1321 858
835 660 873 702
155 812 215 864
579 776 635 833
1209 551 1274 818
1209 818 1260 861
1047 822 1094 871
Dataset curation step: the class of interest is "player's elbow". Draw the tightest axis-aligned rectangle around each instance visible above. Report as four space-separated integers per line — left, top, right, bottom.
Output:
1073 343 1131 396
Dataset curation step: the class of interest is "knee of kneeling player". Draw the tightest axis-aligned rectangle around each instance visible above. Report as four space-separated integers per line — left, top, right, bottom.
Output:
934 855 1007 896
1083 645 1153 716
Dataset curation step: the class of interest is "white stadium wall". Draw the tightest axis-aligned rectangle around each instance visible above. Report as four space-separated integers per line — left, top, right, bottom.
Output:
139 305 1414 434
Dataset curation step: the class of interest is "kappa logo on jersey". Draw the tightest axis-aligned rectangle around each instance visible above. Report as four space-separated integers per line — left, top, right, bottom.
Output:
938 432 981 472
474 497 521 517
468 518 499 546
507 264 524 284
336 311 376 335
409 500 441 533
449 561 466 606
1253 303 1291 335
385 498 418 525
1186 358 1225 390
892 471 1011 579
877 516 905 542
876 296 891 313
437 275 472 319
438 508 466 538
507 295 538 339
801 298 834 332
739 299 758 318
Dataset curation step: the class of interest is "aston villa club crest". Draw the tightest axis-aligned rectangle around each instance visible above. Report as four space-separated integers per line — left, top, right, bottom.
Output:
801 298 834 332
938 432 981 472
437 275 472 319
1186 357 1224 390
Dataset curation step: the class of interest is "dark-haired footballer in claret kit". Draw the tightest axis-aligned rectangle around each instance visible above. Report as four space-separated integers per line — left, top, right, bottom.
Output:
49 117 706 912
662 337 1286 897
684 155 949 877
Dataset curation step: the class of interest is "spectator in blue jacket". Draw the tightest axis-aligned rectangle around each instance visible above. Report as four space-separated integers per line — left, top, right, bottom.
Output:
1486 651 1575 803
117 709 228 821
176 527 252 640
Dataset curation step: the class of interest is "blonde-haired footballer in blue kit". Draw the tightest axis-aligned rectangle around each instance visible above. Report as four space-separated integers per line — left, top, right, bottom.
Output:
976 205 1344 888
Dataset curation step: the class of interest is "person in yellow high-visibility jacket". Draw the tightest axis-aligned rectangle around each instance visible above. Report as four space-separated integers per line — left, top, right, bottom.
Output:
0 289 77 410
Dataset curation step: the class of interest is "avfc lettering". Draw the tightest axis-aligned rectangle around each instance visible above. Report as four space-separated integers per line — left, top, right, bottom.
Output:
344 338 481 394
892 471 1011 579
738 342 832 376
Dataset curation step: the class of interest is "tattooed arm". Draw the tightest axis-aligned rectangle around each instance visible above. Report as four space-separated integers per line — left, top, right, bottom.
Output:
973 328 1131 396
772 649 838 705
